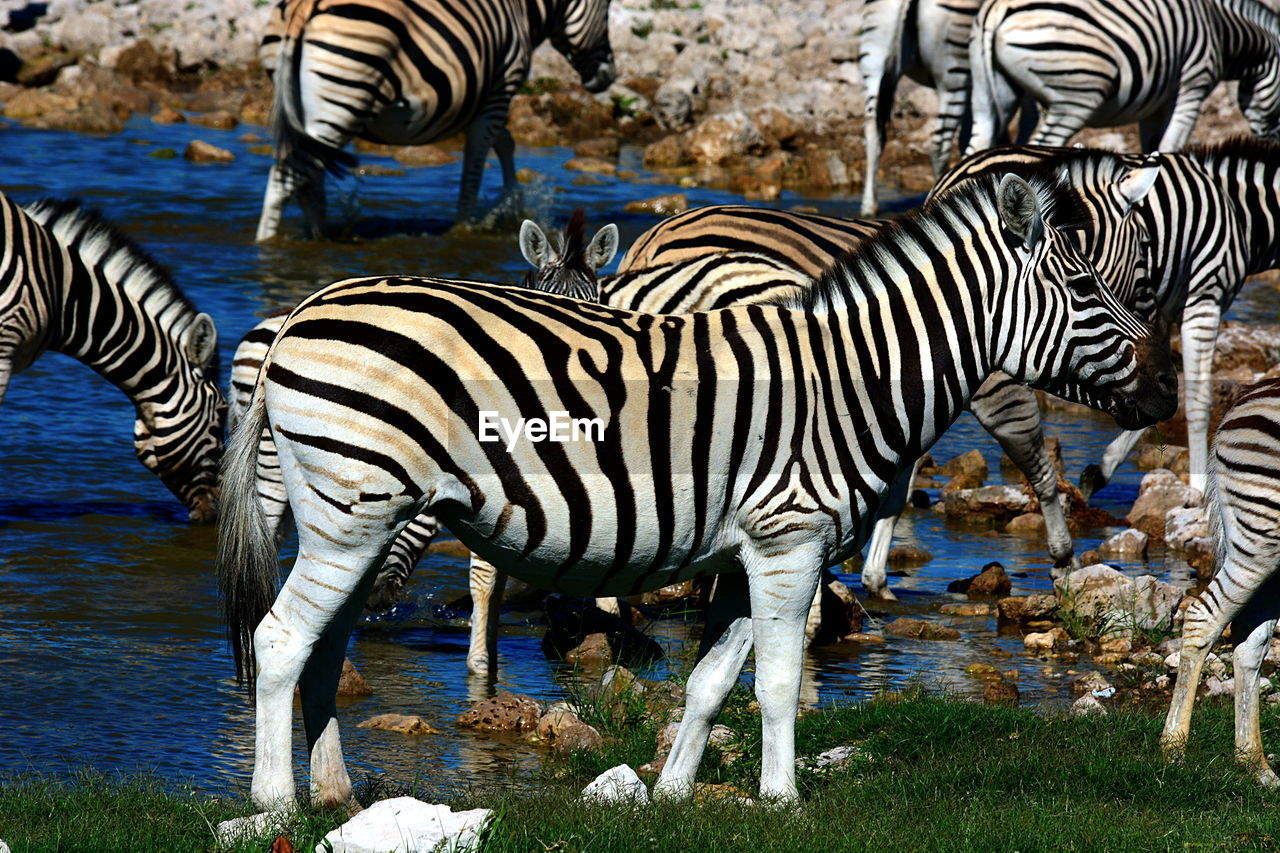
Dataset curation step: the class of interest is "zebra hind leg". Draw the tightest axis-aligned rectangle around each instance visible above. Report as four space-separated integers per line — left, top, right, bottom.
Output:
366 513 439 612
457 106 508 223
1231 595 1280 787
860 459 918 600
466 556 507 676
655 573 753 801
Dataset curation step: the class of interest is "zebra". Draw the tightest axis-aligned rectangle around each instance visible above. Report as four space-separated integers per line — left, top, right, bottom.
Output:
858 0 983 215
226 211 618 628
255 0 616 241
0 192 225 522
967 0 1280 156
218 173 1178 808
609 158 1158 600
1161 378 1280 787
933 138 1280 502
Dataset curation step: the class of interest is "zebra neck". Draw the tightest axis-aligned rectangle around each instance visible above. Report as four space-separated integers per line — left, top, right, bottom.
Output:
1205 149 1280 274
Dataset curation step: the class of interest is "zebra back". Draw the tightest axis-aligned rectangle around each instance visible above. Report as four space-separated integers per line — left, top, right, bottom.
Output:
601 251 815 313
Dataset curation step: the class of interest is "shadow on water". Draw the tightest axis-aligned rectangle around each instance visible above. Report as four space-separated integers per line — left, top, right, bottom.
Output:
0 500 190 525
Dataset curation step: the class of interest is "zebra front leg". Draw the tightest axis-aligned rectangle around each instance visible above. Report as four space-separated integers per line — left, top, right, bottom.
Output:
971 378 1073 569
747 546 823 802
655 573 753 800
861 101 886 216
1231 597 1280 787
1180 300 1223 495
256 162 292 242
1080 429 1144 500
1027 107 1091 148
457 103 509 222
1161 592 1230 761
466 556 507 676
861 460 920 600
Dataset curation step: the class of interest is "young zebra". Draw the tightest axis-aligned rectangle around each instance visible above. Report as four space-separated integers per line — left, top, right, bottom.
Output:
219 173 1177 808
1161 378 1280 787
226 212 618 618
611 157 1158 599
934 138 1280 500
858 0 983 215
967 0 1280 155
0 193 225 522
255 0 615 240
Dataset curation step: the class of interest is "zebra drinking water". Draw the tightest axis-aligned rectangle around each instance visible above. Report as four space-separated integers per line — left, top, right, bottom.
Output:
1161 378 1280 787
0 192 225 522
967 0 1280 155
218 173 1177 808
255 0 616 240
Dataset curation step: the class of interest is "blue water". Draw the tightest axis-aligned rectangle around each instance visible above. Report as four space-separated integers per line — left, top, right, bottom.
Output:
0 114 1266 799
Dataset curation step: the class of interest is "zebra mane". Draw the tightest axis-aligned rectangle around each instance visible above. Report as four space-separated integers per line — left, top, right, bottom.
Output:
22 198 212 361
560 207 588 263
1185 134 1280 165
787 174 1090 313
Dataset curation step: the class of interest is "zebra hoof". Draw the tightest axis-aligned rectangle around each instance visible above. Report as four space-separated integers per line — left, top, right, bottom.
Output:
1079 464 1105 501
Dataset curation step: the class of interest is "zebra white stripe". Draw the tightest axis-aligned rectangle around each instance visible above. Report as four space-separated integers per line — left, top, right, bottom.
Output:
967 0 1280 155
217 174 1177 808
0 192 225 522
256 0 615 240
1161 378 1280 787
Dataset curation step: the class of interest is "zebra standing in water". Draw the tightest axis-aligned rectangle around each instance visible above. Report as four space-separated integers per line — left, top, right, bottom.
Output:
0 192 225 522
1161 378 1280 787
255 0 615 240
967 0 1280 156
612 158 1158 600
858 0 983 215
218 174 1177 809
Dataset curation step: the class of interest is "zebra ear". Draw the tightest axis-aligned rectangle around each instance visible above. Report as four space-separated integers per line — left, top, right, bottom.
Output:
996 174 1044 248
585 224 619 271
519 219 551 268
184 313 218 368
1117 163 1160 210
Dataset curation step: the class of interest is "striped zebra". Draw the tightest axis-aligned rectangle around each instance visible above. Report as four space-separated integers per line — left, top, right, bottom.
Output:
218 173 1177 808
611 161 1158 599
226 211 618 625
1161 378 1280 787
858 0 983 215
255 0 615 240
0 192 225 522
967 0 1280 156
935 138 1280 501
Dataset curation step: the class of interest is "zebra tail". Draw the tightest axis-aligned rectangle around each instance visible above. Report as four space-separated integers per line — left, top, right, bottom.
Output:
861 0 919 135
1205 439 1228 575
968 0 1007 142
270 33 356 179
216 385 278 687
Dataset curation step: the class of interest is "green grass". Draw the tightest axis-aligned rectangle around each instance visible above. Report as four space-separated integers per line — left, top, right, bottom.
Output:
5 695 1280 851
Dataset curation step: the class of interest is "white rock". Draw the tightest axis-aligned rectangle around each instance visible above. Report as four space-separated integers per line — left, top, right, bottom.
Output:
1098 528 1149 558
1072 694 1108 716
582 764 650 805
1164 651 1181 670
215 812 289 847
807 745 863 767
1206 652 1228 678
1204 676 1234 698
1164 506 1210 550
317 798 492 853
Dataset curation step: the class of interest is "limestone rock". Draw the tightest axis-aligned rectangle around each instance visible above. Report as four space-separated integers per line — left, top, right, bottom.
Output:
642 133 693 168
1165 506 1210 551
1055 564 1128 620
983 680 1019 707
553 720 604 754
151 105 185 124
318 798 492 853
357 714 440 735
939 449 989 479
563 156 618 175
190 110 238 130
564 632 613 665
337 658 373 697
883 617 961 641
1127 468 1201 539
808 568 864 645
967 561 1013 598
1135 443 1189 471
624 193 688 216
686 110 766 163
940 603 990 617
184 139 234 162
394 144 458 166
997 594 1058 623
582 765 649 805
940 469 985 496
573 137 620 159
1072 694 1108 716
1005 512 1047 533
886 545 932 565
1070 671 1113 697
943 485 1032 524
542 595 663 666
1098 528 1149 559
3 89 79 120
1024 627 1071 652
456 692 542 733
26 100 125 133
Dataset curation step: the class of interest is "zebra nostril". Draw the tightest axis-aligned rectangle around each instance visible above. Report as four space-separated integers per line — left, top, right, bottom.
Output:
1157 370 1179 396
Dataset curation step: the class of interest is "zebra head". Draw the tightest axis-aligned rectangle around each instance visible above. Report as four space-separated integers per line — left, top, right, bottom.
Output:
132 313 227 523
550 0 616 92
989 173 1178 430
517 208 618 300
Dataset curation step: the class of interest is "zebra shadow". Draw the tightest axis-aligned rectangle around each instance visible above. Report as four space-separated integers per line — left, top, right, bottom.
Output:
0 499 190 525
